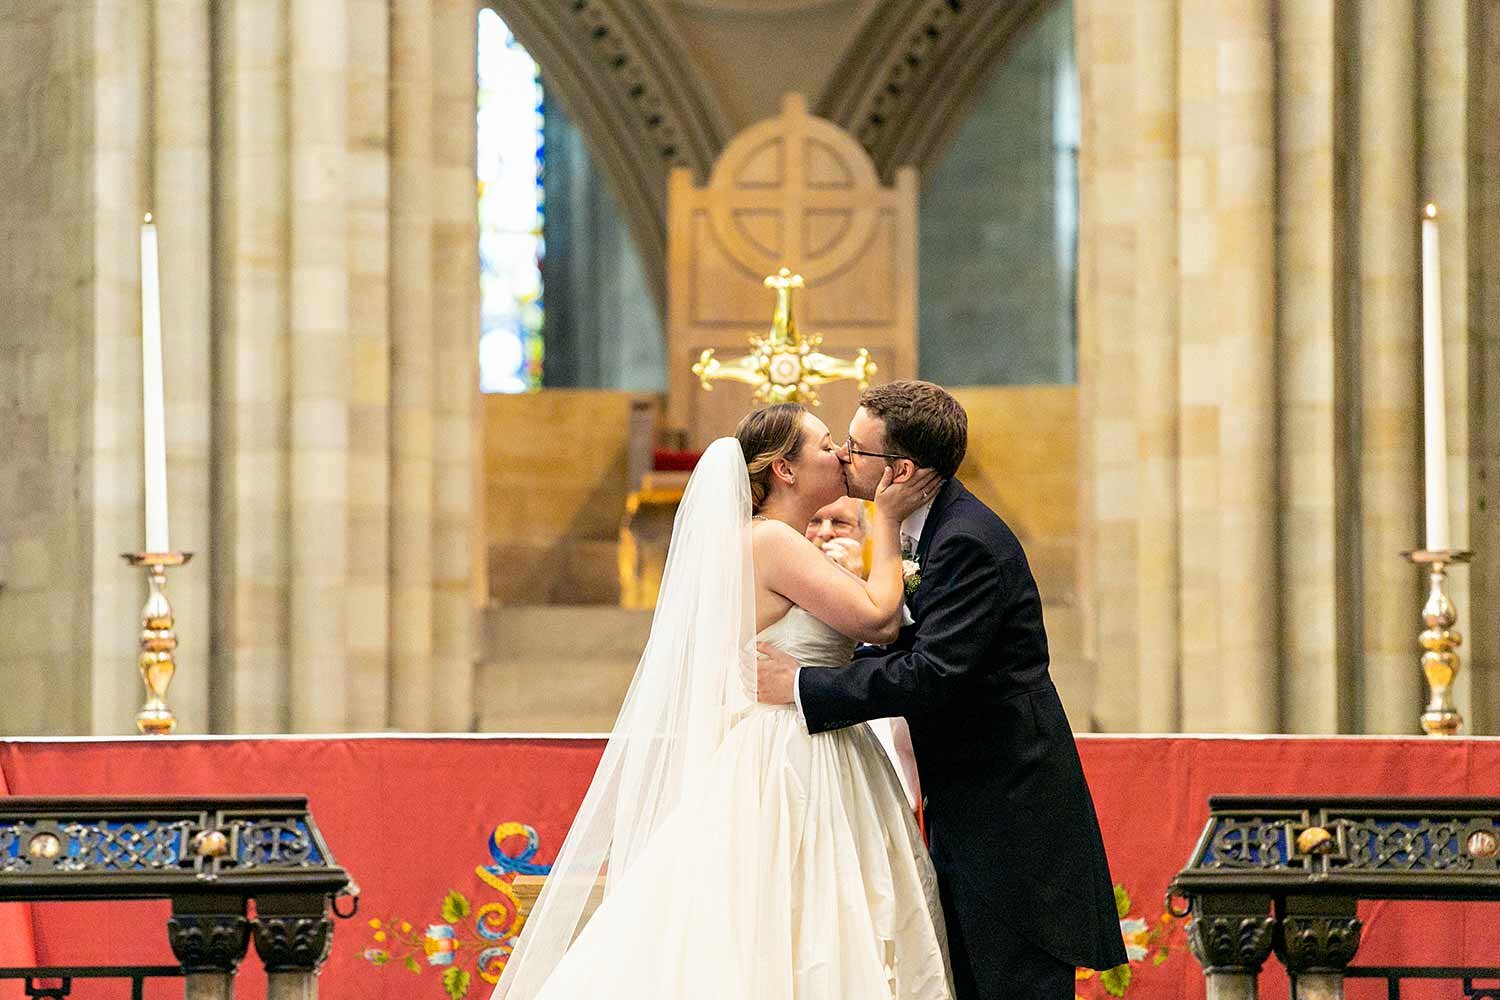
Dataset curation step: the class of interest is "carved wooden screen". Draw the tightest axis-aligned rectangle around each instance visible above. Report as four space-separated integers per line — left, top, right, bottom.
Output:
666 93 918 444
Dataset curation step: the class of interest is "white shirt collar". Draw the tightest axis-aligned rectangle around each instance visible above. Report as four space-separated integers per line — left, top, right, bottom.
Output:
901 498 935 548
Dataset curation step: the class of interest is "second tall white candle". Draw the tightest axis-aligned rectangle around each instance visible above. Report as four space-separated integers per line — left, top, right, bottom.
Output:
141 214 170 554
1421 203 1449 552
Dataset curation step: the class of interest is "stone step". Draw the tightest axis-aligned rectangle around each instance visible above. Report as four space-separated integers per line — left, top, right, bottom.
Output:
488 539 623 605
476 656 635 733
482 605 654 662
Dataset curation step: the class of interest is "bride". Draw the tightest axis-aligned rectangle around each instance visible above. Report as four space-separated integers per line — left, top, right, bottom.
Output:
494 403 951 1000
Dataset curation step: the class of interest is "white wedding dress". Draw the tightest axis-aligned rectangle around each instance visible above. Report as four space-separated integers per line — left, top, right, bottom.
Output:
494 438 951 1000
526 605 952 1000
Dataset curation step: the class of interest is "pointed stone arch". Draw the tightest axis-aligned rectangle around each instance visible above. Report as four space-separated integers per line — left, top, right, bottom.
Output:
487 0 733 311
817 0 1058 181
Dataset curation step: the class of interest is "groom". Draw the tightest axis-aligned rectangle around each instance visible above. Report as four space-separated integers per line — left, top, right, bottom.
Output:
757 380 1127 1000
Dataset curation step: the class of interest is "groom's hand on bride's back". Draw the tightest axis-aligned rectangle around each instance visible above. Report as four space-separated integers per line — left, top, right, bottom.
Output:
756 642 799 704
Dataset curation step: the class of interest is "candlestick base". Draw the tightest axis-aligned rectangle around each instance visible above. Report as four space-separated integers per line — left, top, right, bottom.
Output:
1403 549 1471 737
121 551 192 736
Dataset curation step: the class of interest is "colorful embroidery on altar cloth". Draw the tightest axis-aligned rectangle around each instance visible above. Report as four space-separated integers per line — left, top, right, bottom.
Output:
359 821 554 998
1073 884 1187 999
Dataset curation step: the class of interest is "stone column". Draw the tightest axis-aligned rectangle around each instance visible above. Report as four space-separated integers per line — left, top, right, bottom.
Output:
1211 0 1278 730
431 0 479 731
1472 0 1500 736
252 895 334 1000
1132 0 1181 731
1420 0 1473 727
288 0 351 731
1274 897 1362 1000
388 0 437 731
168 895 252 1000
153 0 213 731
1072 0 1100 695
211 0 293 732
1356 0 1421 733
89 0 151 733
346 0 394 732
1074 0 1141 732
1276 0 1348 733
0 0 96 736
1068 0 1497 736
1187 901 1275 1000
1175 0 1224 730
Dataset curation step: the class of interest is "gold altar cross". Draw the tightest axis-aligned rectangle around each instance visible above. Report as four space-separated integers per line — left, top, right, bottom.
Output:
691 268 876 407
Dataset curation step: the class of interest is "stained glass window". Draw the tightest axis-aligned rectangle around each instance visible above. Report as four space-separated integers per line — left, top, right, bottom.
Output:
477 8 544 393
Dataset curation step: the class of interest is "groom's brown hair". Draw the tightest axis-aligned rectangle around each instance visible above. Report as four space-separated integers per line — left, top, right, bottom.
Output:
858 380 967 478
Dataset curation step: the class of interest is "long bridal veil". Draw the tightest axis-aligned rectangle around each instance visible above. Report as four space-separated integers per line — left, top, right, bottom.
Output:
493 437 757 999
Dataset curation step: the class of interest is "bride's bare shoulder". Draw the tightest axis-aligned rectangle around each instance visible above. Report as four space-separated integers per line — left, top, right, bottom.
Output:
751 518 822 571
751 516 796 535
751 518 809 548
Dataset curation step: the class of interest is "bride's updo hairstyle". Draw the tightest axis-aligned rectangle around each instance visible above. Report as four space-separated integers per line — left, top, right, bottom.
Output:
735 403 806 513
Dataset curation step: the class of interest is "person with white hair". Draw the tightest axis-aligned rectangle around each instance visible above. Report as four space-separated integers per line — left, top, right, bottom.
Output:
804 495 869 576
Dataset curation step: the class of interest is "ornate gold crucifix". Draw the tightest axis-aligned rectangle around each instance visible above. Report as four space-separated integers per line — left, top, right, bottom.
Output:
691 268 876 406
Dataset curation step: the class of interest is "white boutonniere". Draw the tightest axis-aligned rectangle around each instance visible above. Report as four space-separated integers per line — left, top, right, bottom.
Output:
900 540 922 596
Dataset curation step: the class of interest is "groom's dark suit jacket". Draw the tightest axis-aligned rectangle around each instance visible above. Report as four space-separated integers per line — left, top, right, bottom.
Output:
798 478 1127 982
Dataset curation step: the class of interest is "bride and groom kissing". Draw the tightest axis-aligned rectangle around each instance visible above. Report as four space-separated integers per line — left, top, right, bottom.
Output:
496 381 1126 1000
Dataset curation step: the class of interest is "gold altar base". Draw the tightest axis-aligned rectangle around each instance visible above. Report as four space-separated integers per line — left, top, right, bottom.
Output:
121 551 192 735
1404 549 1471 737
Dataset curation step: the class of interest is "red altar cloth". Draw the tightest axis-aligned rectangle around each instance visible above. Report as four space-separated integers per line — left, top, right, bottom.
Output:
0 734 1497 1000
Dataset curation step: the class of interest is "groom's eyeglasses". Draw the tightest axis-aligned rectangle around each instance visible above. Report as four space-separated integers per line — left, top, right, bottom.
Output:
842 439 907 462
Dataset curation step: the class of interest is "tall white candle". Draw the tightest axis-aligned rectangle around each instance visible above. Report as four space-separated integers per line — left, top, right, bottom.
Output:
1421 203 1449 552
141 213 170 553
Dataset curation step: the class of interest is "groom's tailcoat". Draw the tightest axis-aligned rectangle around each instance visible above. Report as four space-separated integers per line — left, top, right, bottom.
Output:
798 478 1127 988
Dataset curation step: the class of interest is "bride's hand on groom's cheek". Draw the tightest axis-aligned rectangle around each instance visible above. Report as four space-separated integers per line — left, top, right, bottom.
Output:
876 467 941 521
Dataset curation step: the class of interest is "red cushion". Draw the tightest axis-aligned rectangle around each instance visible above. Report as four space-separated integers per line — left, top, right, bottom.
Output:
652 448 702 472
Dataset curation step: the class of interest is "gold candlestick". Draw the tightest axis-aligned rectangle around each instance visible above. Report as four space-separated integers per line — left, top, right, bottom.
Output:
121 551 192 735
1404 549 1471 736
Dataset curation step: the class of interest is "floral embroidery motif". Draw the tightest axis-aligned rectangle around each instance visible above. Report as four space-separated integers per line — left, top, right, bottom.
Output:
360 822 553 997
1074 884 1187 998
